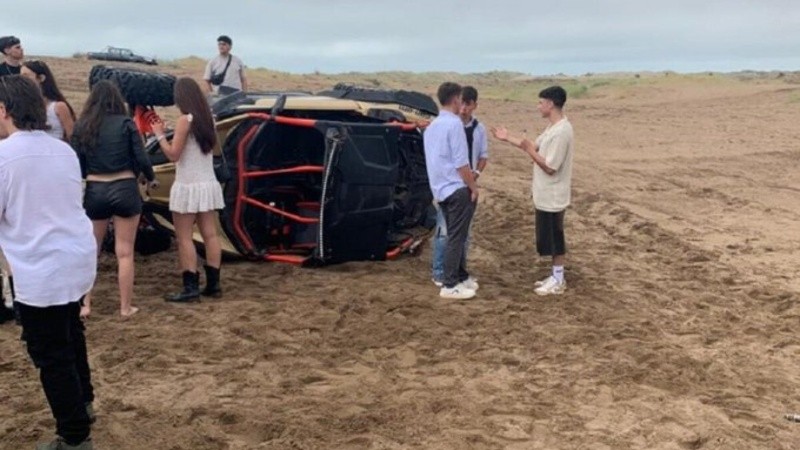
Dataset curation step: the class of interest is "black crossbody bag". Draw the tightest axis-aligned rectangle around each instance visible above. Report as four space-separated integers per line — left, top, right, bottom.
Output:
210 56 232 86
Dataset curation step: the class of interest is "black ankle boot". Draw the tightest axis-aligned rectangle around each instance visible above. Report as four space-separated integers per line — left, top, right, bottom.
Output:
200 265 222 298
164 271 200 303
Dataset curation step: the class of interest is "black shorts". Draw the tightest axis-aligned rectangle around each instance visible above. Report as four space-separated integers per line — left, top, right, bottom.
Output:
84 178 142 220
535 209 566 256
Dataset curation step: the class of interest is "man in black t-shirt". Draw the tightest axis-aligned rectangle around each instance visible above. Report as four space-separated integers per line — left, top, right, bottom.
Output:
0 35 22 323
0 36 24 324
0 36 23 77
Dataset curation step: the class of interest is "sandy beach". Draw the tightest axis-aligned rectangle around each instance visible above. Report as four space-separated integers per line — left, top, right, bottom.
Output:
2 57 800 449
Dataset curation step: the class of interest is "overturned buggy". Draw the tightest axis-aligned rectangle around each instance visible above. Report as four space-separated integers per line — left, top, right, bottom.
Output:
90 66 436 266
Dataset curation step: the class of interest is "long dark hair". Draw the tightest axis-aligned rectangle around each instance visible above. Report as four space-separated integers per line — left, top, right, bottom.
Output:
173 77 216 154
74 80 128 150
22 60 75 119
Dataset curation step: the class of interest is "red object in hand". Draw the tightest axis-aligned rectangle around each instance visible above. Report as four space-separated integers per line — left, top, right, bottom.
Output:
133 105 163 136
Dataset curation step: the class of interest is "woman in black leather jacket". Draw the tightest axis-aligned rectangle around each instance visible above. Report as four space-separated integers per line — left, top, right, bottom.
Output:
71 80 157 318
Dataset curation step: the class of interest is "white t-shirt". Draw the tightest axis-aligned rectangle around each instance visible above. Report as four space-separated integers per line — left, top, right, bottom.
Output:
532 118 574 212
203 54 245 92
0 131 97 307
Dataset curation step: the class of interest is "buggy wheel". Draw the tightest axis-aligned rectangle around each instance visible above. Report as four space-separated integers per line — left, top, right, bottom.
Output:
89 64 176 106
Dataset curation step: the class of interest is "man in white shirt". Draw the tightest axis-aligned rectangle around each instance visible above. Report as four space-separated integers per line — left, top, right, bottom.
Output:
492 86 574 296
0 75 97 450
203 35 247 95
424 82 480 300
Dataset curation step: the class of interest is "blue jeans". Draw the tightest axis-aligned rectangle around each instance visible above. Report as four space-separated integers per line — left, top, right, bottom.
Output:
431 203 471 283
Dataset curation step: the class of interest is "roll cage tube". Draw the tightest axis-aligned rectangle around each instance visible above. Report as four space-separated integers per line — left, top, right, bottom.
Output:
229 112 425 265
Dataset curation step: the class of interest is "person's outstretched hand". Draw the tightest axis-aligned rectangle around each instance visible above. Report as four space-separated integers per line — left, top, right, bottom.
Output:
491 126 508 141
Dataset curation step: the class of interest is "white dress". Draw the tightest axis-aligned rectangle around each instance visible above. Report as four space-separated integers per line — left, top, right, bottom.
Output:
169 115 225 213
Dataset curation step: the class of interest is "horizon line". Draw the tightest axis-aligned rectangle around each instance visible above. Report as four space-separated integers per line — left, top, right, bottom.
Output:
29 53 800 79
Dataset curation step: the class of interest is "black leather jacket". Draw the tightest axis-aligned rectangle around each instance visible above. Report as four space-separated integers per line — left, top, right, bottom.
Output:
71 115 155 181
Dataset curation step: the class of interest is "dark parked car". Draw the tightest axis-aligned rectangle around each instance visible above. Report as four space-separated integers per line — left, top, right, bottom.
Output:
87 46 157 65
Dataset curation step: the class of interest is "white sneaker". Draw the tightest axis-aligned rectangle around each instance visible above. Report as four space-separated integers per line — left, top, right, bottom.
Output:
534 276 566 296
534 276 550 287
440 285 476 300
461 277 479 291
432 278 443 288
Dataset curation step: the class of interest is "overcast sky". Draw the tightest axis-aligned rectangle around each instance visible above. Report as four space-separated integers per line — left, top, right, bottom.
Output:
3 0 799 75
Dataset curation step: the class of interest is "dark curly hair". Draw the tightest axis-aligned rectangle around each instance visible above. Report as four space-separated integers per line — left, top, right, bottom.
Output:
539 86 567 109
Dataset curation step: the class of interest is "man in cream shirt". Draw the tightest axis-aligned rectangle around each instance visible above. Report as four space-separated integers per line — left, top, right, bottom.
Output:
492 86 574 296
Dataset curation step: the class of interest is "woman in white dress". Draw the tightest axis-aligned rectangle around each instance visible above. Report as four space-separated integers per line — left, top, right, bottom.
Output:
20 60 75 141
151 77 224 302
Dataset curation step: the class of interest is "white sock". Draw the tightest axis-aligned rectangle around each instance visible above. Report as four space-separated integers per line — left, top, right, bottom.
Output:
552 266 564 283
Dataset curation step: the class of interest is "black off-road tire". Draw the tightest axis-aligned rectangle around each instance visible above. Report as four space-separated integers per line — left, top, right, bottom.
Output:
89 65 176 106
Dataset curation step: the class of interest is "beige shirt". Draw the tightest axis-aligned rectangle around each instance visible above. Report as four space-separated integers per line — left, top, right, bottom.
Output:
532 118 574 212
203 54 245 91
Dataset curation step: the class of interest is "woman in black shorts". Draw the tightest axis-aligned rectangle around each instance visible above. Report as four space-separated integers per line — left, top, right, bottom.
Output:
71 80 157 318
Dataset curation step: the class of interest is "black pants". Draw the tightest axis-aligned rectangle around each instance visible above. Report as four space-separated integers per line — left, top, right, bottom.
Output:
16 300 93 445
439 187 476 288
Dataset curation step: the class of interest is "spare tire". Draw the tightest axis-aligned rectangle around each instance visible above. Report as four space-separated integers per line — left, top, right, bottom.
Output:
89 65 175 106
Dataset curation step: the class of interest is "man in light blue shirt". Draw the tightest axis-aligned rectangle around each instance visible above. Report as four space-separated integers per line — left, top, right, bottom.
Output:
431 86 488 287
424 82 479 299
